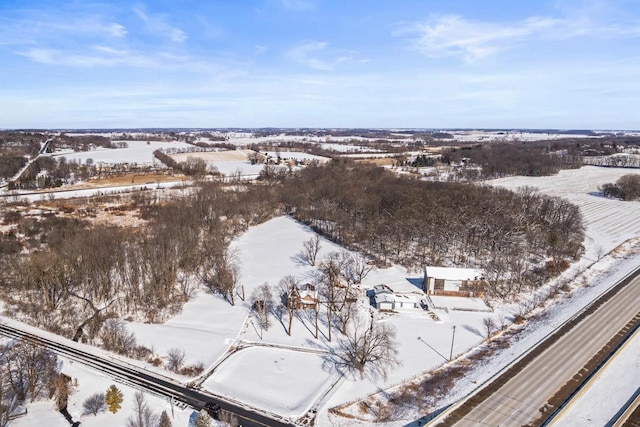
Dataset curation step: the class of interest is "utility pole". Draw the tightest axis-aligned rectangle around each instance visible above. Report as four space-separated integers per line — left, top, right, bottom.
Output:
449 325 457 361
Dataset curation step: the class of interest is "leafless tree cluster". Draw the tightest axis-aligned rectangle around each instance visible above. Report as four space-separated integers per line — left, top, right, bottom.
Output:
281 161 584 299
316 251 373 340
601 173 640 200
0 341 60 402
0 181 279 350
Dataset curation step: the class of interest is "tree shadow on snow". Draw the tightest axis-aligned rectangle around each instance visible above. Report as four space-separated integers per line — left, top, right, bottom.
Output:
462 324 483 338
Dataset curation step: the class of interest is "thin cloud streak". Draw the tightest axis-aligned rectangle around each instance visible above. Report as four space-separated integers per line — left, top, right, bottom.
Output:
133 5 187 43
400 13 640 62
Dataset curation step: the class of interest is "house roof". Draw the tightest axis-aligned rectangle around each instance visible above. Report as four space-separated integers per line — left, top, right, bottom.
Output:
374 293 395 304
425 266 483 281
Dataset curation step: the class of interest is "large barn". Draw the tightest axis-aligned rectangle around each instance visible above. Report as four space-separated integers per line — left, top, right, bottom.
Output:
423 266 485 297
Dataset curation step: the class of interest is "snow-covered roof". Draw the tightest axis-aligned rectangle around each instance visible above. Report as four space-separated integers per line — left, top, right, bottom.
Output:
374 293 395 304
425 266 483 281
385 280 424 295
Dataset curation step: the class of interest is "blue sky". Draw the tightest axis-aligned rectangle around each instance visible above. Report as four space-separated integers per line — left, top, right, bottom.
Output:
1 0 639 129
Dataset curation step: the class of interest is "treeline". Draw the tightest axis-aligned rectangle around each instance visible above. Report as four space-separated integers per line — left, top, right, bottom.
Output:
280 161 584 298
601 174 640 200
0 132 46 179
445 142 582 178
0 182 279 348
10 156 96 189
153 150 211 176
48 134 113 152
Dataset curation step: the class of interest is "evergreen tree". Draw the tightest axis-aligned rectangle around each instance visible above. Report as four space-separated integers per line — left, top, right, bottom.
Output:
194 409 212 427
158 410 172 427
105 384 124 414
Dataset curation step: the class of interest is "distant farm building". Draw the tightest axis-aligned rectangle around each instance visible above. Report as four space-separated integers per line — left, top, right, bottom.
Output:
423 266 485 297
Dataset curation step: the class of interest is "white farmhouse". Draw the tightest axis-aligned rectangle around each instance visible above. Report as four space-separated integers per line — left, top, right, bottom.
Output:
372 283 428 311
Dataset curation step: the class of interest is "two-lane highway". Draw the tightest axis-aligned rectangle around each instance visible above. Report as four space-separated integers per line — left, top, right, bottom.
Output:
0 319 295 427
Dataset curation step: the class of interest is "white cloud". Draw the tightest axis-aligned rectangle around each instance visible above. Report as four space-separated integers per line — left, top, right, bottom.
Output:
17 47 156 68
133 6 187 43
400 15 559 62
287 41 333 70
287 41 357 71
401 13 640 63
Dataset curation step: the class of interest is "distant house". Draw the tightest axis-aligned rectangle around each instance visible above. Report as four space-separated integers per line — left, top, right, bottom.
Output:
423 266 485 297
287 283 319 310
373 284 427 311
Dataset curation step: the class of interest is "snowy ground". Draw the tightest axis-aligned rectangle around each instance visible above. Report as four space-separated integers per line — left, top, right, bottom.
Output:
552 328 640 426
204 346 337 419
215 216 501 418
128 290 248 369
52 140 193 165
12 356 195 427
9 166 640 426
170 150 265 178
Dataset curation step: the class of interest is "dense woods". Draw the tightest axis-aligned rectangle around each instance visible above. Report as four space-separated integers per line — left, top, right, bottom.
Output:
280 161 584 298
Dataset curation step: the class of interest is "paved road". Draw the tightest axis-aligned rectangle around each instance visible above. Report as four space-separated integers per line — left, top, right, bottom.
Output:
436 273 640 427
0 320 295 427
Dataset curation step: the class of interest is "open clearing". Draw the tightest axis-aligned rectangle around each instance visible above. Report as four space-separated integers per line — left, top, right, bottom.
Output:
204 347 336 419
53 140 193 165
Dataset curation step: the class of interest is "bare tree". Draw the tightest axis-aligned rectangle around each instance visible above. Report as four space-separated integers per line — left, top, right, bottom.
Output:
250 283 273 330
126 391 157 427
202 249 240 306
279 275 299 336
166 348 186 373
100 319 137 356
301 236 321 266
333 315 400 380
219 409 240 426
483 317 496 339
0 370 19 427
2 340 59 402
82 392 106 416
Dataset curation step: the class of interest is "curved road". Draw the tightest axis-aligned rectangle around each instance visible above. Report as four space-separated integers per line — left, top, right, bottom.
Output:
434 271 640 427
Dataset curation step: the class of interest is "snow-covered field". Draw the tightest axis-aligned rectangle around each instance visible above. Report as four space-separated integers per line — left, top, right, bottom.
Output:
128 290 248 369
489 166 640 253
204 347 336 419
53 140 193 165
170 149 328 178
1 180 187 202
